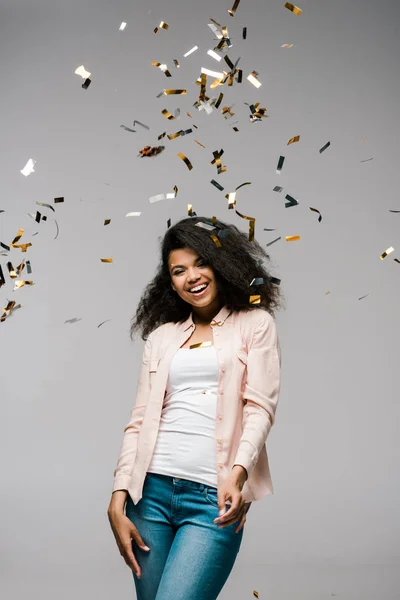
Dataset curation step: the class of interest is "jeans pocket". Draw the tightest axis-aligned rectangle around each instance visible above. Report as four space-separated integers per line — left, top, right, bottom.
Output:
203 486 230 509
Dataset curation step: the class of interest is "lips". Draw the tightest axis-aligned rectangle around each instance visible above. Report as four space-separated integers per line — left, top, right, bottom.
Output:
187 282 209 294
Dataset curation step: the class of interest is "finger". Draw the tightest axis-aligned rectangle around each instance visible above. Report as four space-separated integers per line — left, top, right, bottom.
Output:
216 499 245 523
123 541 141 577
235 514 246 534
217 506 245 529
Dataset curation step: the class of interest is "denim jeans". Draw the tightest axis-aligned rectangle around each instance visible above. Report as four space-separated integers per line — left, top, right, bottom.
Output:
125 472 245 600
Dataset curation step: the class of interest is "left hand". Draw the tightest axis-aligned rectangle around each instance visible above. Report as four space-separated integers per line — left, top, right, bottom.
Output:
213 473 252 534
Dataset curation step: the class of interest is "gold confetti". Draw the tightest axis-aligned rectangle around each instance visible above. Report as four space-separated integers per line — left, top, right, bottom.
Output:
309 207 322 222
173 59 180 68
101 258 113 263
281 43 293 48
178 152 193 170
209 17 222 27
380 247 394 260
152 62 172 77
249 295 261 304
162 108 180 120
190 341 213 349
167 128 192 140
235 209 255 241
194 139 206 148
235 181 252 191
228 0 241 16
287 135 300 145
188 204 193 215
163 89 187 95
154 21 169 34
210 234 222 248
284 2 303 15
286 236 300 242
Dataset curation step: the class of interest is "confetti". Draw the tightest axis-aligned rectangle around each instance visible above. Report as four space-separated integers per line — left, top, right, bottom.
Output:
235 209 255 241
358 294 369 300
310 207 322 222
243 27 247 39
75 65 91 79
104 219 111 226
247 73 262 88
273 186 283 192
101 258 113 263
215 92 224 108
266 236 281 247
360 158 374 163
228 0 241 16
178 152 193 170
149 191 177 203
287 135 300 145
152 62 172 77
194 140 206 148
162 89 187 95
284 2 303 15
211 180 224 191
139 145 165 157
276 156 285 174
167 128 192 140
281 43 293 48
209 18 222 27
158 132 166 140
207 49 222 62
125 212 141 217
319 141 331 154
120 125 136 133
133 120 150 129
183 46 198 57
201 67 225 79
162 108 181 120
20 159 36 177
173 59 180 68
208 23 224 39
119 22 127 31
286 236 300 241
285 194 299 208
154 21 169 34
235 181 252 191
380 247 394 260
211 149 226 174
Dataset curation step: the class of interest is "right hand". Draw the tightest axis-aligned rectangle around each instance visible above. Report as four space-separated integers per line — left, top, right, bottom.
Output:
108 510 150 579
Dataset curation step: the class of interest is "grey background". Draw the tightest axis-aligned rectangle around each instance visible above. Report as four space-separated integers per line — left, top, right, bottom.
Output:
1 0 399 598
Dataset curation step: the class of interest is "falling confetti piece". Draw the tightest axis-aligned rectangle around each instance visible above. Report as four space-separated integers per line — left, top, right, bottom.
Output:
287 135 300 145
183 46 198 57
207 49 222 62
126 212 141 217
235 209 256 241
360 158 374 163
152 62 172 77
317 141 330 154
228 0 241 16
285 2 303 15
285 194 299 208
20 159 36 177
286 236 300 241
104 219 111 226
243 27 247 39
119 22 127 31
98 319 112 328
380 247 394 260
163 89 187 95
194 140 206 148
120 125 136 133
178 152 193 170
133 120 150 129
149 191 176 203
154 21 169 33
162 108 181 120
139 145 165 157
281 43 293 48
358 294 369 300
273 186 283 193
276 156 285 174
266 236 281 247
389 210 400 213
201 67 225 78
173 59 180 68
235 182 252 192
247 73 262 88
75 65 91 79
211 180 224 191
101 258 113 263
309 207 322 222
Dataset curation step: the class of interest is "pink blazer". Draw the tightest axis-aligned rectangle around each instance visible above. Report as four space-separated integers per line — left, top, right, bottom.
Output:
113 304 282 504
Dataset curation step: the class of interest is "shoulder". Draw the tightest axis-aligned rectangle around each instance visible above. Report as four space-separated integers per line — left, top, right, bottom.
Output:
147 321 176 344
237 307 275 330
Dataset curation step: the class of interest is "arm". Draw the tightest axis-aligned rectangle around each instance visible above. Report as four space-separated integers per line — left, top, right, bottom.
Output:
232 314 281 480
111 332 153 495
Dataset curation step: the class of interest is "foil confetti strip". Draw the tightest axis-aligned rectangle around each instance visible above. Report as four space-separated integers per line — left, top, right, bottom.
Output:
75 65 91 79
209 17 222 27
266 236 282 247
120 125 136 133
119 22 127 31
360 158 374 163
36 202 55 212
287 135 300 145
173 59 180 68
126 212 141 217
285 194 299 208
190 341 213 349
215 93 224 109
210 234 223 248
20 158 36 177
194 140 206 148
281 44 293 48
208 23 224 40
201 67 225 79
207 49 222 62
167 128 193 140
276 155 285 173
162 108 181 120
235 181 252 191
149 191 177 203
158 132 166 140
319 141 331 153
178 152 193 170
228 0 241 16
154 21 169 34
380 247 394 260
243 27 247 39
104 219 111 226
310 207 322 222
183 46 198 57
139 145 165 157
211 180 224 191
235 209 255 241
273 186 283 192
163 89 187 95
247 73 262 88
286 236 301 241
284 2 303 15
133 120 150 129
100 258 113 263
152 62 172 77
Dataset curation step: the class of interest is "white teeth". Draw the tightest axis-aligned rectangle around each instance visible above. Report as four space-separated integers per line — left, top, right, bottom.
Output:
189 283 207 293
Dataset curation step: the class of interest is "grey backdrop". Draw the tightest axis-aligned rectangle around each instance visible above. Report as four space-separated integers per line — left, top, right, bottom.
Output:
1 0 399 598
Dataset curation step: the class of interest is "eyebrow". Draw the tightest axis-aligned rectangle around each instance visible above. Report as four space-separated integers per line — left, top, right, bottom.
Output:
170 257 202 271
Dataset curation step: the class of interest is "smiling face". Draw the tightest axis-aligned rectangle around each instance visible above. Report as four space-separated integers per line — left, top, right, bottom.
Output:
168 247 222 320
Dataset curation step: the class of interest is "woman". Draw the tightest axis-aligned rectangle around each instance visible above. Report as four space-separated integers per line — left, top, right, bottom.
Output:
108 216 284 600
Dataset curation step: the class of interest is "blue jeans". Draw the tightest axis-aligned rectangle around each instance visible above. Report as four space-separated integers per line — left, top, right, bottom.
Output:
125 472 245 600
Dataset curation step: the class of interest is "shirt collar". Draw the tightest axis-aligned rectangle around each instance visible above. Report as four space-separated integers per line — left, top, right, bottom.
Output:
180 304 232 331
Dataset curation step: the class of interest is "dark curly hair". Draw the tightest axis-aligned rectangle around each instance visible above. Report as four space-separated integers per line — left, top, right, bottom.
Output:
130 215 285 341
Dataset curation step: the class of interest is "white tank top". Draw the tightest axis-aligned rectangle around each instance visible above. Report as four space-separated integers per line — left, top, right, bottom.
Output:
147 345 220 488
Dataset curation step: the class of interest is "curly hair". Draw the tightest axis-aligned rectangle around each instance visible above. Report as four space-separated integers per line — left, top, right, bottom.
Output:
130 215 285 341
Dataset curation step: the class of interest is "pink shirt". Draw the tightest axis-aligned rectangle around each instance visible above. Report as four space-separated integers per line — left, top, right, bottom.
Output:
113 304 282 504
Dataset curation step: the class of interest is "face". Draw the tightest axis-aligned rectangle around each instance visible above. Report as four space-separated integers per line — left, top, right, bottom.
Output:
168 247 219 309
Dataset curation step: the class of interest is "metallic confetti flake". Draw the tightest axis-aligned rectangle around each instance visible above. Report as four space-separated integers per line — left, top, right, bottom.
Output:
288 135 300 145
167 128 192 140
101 258 113 263
235 181 251 192
133 120 150 129
225 192 237 205
139 145 165 157
194 140 206 148
104 219 111 226
120 125 136 133
20 158 36 177
249 295 261 304
75 65 91 79
247 73 262 88
210 234 222 248
188 204 193 215
152 62 172 77
190 340 213 349
310 207 322 222
273 186 283 192
126 212 141 217
119 22 127 31
319 141 330 154
207 49 222 62
285 194 299 208
228 0 241 16
162 108 180 120
163 89 187 95
235 209 255 241
81 78 91 89
243 27 247 39
232 127 239 132
281 43 293 48
221 106 235 119
201 67 225 78
276 155 285 173
285 2 303 15
183 46 198 57
173 59 180 68
250 278 264 286
36 201 55 212
266 236 282 247
215 92 224 109
380 247 394 260
211 179 224 191
208 23 223 39
389 210 400 213
360 158 374 163
149 192 176 203
178 152 193 170
286 236 300 242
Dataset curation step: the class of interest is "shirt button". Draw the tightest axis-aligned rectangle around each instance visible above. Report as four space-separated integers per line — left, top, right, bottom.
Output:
217 415 222 420
218 464 223 469
221 367 225 372
217 439 222 444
